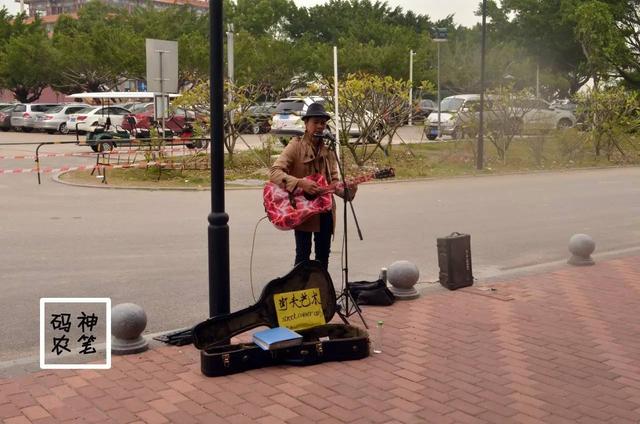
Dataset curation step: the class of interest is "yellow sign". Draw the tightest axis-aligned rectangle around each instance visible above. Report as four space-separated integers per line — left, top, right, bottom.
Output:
274 288 326 330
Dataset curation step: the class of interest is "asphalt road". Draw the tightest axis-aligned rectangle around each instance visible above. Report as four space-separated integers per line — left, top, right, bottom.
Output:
1 130 640 364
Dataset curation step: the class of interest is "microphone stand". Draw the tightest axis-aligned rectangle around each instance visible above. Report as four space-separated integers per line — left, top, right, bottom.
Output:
321 134 368 329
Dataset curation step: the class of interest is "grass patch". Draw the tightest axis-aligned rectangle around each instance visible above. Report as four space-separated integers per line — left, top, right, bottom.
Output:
60 129 640 188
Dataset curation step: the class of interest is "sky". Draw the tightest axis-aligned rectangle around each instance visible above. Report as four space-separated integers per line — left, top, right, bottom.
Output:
2 0 21 15
293 0 482 28
0 0 482 28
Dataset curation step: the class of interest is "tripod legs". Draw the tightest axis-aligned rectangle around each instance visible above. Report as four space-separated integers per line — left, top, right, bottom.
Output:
335 286 369 329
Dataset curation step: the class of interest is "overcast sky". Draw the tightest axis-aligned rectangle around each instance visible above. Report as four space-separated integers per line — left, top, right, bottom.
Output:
0 0 481 28
293 0 482 27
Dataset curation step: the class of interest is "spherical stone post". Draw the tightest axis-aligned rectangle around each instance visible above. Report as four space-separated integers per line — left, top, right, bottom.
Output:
567 234 596 266
387 260 420 300
111 303 149 355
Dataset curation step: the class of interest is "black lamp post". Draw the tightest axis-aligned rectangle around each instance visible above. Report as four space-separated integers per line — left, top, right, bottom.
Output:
477 0 487 171
208 1 230 321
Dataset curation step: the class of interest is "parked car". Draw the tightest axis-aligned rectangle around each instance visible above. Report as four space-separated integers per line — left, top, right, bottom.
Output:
235 102 276 134
413 99 436 122
270 96 326 139
270 96 370 144
34 103 90 134
0 105 16 131
120 103 198 133
10 103 59 132
425 94 576 140
66 105 131 134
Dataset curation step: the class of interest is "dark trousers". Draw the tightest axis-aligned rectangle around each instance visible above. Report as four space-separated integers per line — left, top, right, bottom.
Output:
294 212 333 270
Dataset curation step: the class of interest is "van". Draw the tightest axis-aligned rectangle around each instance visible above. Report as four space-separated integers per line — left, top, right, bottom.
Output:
10 103 59 132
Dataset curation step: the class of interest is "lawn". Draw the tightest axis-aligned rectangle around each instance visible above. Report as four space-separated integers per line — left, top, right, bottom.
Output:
59 129 639 188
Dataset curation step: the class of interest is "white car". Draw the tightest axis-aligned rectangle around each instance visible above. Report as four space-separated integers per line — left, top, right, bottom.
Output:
270 96 326 140
66 106 131 134
270 96 373 144
426 94 576 140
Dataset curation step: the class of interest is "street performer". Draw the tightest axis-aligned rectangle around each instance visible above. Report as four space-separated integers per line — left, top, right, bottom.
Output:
269 102 357 271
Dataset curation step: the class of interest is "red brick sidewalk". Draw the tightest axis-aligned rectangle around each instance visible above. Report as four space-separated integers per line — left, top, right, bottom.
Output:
2 255 640 423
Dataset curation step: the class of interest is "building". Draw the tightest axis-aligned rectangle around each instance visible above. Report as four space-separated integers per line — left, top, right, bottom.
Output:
24 0 208 18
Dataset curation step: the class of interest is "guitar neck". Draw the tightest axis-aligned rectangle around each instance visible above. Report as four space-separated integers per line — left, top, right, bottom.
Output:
330 172 376 192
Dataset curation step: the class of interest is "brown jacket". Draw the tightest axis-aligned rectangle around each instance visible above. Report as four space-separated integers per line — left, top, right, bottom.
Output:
269 134 339 232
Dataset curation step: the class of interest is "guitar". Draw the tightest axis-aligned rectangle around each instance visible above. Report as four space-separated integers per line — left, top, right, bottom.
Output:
263 168 394 231
192 261 336 350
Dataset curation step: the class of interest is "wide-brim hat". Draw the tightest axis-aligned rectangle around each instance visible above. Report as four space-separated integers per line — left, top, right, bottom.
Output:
302 102 331 121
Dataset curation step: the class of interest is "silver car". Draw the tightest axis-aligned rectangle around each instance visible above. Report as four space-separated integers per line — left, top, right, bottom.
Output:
10 103 59 132
34 103 89 134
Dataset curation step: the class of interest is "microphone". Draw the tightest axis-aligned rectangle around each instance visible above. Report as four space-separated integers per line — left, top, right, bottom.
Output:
312 130 336 143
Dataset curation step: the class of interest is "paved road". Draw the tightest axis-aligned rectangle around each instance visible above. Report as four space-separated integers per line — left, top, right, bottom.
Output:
1 130 640 364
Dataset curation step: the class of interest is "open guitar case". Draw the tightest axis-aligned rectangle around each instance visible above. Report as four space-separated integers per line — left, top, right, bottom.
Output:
192 261 370 377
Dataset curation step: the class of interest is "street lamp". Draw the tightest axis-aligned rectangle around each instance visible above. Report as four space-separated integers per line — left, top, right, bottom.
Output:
432 28 448 138
477 0 487 170
408 50 416 126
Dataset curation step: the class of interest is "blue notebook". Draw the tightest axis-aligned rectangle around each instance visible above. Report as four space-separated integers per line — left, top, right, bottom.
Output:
252 327 303 351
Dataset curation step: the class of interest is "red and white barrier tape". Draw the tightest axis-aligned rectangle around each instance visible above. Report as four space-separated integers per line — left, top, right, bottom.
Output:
0 146 192 161
0 161 192 175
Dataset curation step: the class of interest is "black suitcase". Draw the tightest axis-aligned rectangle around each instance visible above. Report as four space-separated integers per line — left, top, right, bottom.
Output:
437 232 474 290
193 261 370 377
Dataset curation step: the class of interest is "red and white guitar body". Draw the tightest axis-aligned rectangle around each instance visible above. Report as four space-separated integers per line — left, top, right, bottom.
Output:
263 168 394 231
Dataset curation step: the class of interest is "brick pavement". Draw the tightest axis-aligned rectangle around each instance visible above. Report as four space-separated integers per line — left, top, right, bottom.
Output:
2 255 640 423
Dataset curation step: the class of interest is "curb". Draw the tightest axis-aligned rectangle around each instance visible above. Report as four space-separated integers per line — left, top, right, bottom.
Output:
52 164 640 191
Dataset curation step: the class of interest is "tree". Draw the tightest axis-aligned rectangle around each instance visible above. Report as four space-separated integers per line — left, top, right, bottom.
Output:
232 0 298 37
575 86 640 159
485 0 590 96
331 72 411 166
127 5 210 88
173 80 269 164
574 0 640 89
51 1 141 94
0 19 55 102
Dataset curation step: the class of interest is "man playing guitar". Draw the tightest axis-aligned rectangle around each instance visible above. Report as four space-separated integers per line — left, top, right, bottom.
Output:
268 102 357 270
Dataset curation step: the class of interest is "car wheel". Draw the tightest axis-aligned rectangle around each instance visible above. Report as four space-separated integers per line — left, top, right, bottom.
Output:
23 127 33 133
97 141 114 152
366 126 384 144
186 138 209 149
557 118 572 129
251 123 261 134
426 134 437 141
59 123 69 134
0 127 9 132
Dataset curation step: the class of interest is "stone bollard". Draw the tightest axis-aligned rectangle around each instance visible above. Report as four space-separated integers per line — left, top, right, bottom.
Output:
567 233 596 266
387 260 420 300
111 303 149 355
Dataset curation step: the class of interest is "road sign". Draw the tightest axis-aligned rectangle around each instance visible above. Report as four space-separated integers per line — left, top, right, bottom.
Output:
145 39 179 94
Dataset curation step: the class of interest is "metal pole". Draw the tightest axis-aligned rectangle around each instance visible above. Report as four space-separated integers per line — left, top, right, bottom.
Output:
333 46 341 166
437 42 441 138
409 50 413 126
477 0 487 170
536 63 540 99
208 0 230 319
158 50 166 140
226 25 234 105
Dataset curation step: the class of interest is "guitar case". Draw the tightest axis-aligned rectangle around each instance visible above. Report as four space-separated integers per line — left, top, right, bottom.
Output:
192 261 370 377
